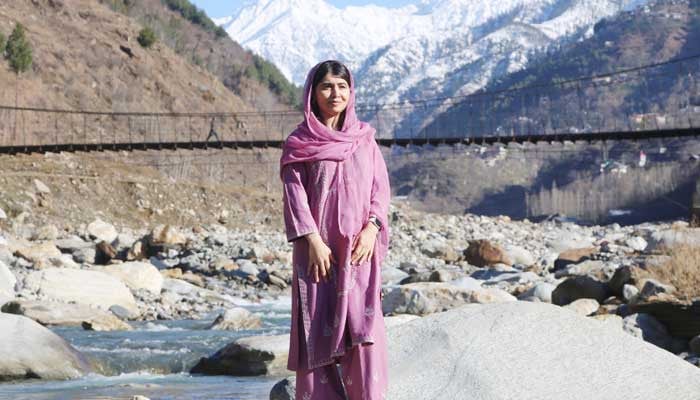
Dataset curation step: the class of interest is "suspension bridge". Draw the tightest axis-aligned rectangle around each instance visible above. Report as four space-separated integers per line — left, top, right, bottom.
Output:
0 54 699 155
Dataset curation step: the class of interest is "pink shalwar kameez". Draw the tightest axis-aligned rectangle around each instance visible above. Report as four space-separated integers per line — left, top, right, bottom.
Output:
280 62 391 400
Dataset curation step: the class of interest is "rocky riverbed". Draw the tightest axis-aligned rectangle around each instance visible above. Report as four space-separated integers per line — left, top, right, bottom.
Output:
2 198 700 399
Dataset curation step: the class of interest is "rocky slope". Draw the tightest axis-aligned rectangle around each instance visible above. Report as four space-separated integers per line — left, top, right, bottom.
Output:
428 0 700 137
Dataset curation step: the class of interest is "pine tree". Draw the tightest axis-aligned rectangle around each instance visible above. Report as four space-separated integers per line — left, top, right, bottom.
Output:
5 23 32 73
137 27 156 48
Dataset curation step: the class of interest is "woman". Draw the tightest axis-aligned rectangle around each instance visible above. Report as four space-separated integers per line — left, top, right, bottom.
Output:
280 60 391 400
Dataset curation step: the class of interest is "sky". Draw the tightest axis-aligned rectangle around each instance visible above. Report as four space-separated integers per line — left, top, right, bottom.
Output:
191 0 416 18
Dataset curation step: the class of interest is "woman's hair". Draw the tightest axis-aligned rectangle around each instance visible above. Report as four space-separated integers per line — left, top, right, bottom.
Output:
310 60 351 127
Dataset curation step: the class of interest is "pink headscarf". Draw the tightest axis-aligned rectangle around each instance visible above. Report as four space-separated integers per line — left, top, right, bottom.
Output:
280 60 376 169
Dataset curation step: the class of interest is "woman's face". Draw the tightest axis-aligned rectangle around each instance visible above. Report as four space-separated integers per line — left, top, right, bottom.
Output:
313 73 350 121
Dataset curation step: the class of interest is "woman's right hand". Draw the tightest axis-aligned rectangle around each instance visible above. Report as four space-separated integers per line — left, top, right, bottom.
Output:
305 233 336 283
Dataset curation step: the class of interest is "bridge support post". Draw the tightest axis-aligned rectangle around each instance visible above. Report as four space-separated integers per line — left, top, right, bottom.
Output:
691 178 700 227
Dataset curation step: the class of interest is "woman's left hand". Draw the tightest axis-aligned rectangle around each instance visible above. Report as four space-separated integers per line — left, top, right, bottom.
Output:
350 223 379 265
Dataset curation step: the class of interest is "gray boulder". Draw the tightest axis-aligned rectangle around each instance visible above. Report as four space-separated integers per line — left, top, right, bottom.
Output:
551 275 610 306
0 313 91 380
270 376 296 400
2 300 131 330
518 282 555 303
386 302 700 400
23 268 138 314
209 307 262 331
622 313 686 354
382 282 515 316
0 260 17 303
382 266 409 285
191 334 289 376
87 219 118 243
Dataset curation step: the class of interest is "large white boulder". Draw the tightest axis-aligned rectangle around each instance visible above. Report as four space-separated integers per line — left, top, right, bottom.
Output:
24 268 138 314
0 313 90 380
101 261 163 295
0 260 17 304
387 302 700 400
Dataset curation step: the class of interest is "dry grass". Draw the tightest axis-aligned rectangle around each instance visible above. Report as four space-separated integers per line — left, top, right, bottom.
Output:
635 245 700 302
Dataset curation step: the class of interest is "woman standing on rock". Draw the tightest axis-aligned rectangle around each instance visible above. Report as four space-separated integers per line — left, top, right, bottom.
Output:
280 60 391 400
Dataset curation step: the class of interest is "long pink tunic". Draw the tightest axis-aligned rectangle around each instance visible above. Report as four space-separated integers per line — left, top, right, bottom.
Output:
283 137 390 371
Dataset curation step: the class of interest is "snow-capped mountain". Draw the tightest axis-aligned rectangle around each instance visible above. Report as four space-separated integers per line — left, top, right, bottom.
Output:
217 0 649 134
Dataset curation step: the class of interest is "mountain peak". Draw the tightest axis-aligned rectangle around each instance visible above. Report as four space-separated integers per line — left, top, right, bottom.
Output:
219 0 650 108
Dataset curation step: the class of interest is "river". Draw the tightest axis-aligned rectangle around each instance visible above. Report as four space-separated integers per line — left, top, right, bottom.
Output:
0 298 292 400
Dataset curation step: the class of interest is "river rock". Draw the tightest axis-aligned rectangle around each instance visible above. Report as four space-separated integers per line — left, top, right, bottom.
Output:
0 260 17 302
33 178 51 194
449 276 483 292
637 279 675 302
518 282 555 303
623 284 639 302
504 245 535 266
547 233 595 253
270 376 296 400
23 268 138 314
0 313 90 380
87 219 118 243
54 236 92 253
191 334 289 376
420 239 459 262
162 278 237 305
101 261 163 295
552 275 610 306
647 228 700 251
32 225 59 241
13 242 62 268
210 307 262 331
463 240 512 267
608 265 633 296
564 298 600 316
0 207 6 220
623 313 686 354
382 266 409 285
625 236 648 252
2 299 131 330
690 335 700 354
150 225 187 246
382 282 514 316
553 247 597 271
386 302 700 400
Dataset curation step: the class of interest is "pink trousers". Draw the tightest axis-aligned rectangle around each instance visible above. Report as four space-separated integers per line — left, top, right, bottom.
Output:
295 331 388 400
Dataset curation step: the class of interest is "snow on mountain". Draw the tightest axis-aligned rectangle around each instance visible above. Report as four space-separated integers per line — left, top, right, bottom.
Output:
217 0 649 134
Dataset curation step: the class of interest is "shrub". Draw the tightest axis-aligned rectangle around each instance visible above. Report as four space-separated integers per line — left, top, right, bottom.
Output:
5 23 32 73
138 27 157 48
162 0 226 39
0 32 5 55
634 244 700 301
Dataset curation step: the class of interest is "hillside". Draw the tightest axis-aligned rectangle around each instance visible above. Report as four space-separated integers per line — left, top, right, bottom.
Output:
427 0 700 137
104 0 299 109
0 0 298 116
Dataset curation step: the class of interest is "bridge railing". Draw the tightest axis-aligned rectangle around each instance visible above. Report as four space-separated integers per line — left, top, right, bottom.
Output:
0 107 302 150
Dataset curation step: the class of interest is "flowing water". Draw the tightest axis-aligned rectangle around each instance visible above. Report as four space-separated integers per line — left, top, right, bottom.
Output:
0 298 292 400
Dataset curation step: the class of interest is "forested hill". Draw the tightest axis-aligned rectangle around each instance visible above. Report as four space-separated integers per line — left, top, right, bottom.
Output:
0 0 298 113
428 0 700 137
104 0 300 109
